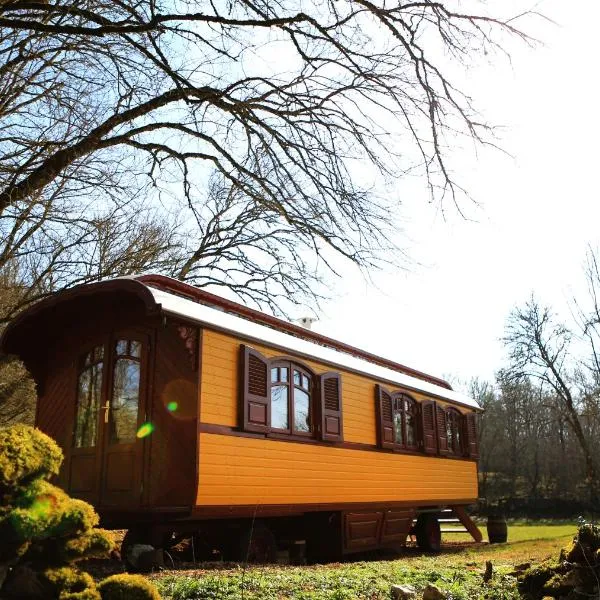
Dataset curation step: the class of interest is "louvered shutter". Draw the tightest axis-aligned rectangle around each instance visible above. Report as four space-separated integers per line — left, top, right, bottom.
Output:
240 345 270 433
376 384 394 449
465 412 480 459
436 404 449 455
320 372 343 442
420 400 437 454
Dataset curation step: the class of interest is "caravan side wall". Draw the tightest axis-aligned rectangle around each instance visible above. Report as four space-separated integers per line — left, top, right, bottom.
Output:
196 329 478 509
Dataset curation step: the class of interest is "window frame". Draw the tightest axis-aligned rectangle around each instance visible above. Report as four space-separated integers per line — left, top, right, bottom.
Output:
107 337 144 447
377 385 422 454
71 332 149 451
73 343 107 449
391 393 419 451
269 359 314 438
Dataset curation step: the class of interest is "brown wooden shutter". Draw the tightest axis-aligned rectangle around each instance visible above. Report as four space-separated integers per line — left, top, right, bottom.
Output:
436 404 449 455
320 372 343 442
420 400 437 454
376 384 394 449
239 345 270 433
465 412 480 459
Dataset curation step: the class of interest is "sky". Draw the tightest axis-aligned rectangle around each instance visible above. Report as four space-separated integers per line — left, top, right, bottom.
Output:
304 2 600 388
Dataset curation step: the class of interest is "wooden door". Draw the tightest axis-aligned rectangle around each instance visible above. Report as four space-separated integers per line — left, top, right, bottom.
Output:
68 331 150 508
99 331 150 507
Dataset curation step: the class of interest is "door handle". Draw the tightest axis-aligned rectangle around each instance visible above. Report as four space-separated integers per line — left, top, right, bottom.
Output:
102 401 110 424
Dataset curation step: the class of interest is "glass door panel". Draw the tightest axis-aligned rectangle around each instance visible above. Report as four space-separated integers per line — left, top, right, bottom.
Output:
69 345 105 502
108 340 141 445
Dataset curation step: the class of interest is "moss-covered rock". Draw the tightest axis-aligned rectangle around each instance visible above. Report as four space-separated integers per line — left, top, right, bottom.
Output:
541 570 580 597
0 425 62 492
97 574 161 600
517 563 560 599
559 540 583 564
575 524 600 550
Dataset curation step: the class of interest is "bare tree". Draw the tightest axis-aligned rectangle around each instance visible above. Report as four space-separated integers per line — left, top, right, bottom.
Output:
0 0 533 317
504 297 598 503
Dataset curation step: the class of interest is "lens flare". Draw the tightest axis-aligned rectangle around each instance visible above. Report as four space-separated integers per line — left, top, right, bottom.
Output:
136 422 155 438
166 401 178 412
30 494 57 520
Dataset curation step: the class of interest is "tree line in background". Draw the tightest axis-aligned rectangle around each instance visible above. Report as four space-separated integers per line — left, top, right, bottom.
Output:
475 249 600 516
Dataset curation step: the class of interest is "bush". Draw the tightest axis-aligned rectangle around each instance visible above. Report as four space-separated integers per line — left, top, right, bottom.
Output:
98 574 161 600
41 566 98 597
4 479 99 546
0 424 62 492
0 424 119 599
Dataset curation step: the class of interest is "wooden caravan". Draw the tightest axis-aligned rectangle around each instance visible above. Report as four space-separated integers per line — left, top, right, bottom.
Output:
1 275 482 560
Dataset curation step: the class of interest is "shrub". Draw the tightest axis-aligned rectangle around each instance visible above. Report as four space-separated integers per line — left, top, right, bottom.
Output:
0 424 117 599
98 574 161 600
0 424 62 492
42 566 96 596
4 479 99 546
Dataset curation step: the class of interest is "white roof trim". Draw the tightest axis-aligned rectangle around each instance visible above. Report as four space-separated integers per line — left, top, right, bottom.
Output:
147 286 481 410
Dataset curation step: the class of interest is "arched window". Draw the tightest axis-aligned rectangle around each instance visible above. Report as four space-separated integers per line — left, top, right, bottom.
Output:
240 345 344 442
270 361 312 435
377 386 420 451
446 407 463 455
392 394 418 449
74 345 104 448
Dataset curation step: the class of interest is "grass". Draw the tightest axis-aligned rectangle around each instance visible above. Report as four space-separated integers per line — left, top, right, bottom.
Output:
153 523 577 600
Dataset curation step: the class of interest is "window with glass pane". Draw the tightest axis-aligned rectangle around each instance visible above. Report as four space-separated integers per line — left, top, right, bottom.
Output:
109 339 142 445
446 408 462 454
270 362 312 435
391 394 417 449
405 399 417 447
74 346 104 448
293 369 311 434
271 367 289 430
393 400 403 444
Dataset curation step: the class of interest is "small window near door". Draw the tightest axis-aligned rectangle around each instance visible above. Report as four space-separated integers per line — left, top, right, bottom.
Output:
74 346 104 448
109 339 142 445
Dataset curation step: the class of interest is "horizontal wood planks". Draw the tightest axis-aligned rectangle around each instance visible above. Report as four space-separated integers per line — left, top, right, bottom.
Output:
196 432 478 506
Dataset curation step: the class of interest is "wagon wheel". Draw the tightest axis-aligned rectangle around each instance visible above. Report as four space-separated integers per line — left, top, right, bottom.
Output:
238 523 278 564
415 514 441 552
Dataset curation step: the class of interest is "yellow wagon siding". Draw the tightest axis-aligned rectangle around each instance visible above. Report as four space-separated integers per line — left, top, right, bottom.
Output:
196 432 478 505
198 329 477 508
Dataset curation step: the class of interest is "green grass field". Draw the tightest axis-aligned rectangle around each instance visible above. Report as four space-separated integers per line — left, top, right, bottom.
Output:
153 523 577 600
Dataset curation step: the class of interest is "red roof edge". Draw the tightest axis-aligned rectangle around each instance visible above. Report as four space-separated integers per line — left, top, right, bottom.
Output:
136 274 453 391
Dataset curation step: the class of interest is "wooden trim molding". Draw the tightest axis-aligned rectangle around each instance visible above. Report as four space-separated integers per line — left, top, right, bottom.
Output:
189 499 478 520
99 499 478 526
198 422 478 462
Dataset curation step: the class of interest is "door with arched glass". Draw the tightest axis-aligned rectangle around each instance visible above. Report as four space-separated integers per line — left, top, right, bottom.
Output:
69 330 150 508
